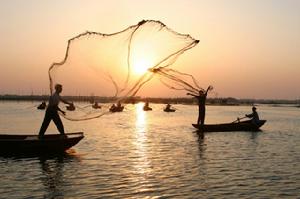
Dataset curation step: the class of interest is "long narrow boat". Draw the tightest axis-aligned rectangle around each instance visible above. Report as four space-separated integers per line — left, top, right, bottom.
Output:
110 106 124 112
0 132 84 155
143 107 152 111
192 120 266 132
163 108 176 112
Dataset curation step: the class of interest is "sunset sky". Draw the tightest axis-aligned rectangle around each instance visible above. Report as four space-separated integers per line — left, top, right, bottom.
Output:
0 0 299 99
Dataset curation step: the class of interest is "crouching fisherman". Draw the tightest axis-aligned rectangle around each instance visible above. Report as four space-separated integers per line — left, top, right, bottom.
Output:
38 84 73 139
245 106 260 125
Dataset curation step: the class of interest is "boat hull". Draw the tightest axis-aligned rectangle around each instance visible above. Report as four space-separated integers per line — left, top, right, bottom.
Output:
110 106 124 112
143 107 152 111
164 109 176 112
0 132 84 155
192 120 266 132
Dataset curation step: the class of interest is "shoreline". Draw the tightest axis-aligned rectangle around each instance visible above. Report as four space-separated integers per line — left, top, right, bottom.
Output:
0 94 298 106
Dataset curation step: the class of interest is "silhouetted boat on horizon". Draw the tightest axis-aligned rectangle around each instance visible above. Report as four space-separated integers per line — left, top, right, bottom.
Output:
0 132 84 156
143 106 152 111
163 104 176 112
143 102 152 111
66 104 76 111
192 120 266 132
109 106 124 112
164 108 176 112
92 102 102 109
37 102 46 110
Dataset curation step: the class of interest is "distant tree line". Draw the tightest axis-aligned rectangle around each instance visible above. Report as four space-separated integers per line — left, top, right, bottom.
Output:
0 94 299 105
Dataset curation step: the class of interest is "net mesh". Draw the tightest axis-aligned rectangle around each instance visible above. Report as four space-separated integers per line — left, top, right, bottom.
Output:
48 20 201 121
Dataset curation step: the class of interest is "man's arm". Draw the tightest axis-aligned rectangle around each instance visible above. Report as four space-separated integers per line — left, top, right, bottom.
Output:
57 106 66 115
59 96 72 105
205 85 213 95
245 113 253 118
187 93 197 97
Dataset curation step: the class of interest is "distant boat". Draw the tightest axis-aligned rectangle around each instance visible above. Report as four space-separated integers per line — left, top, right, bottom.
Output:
0 132 84 155
143 102 152 111
109 106 124 112
143 106 152 111
163 104 176 112
66 104 75 111
37 102 46 110
192 120 266 132
92 103 101 109
164 108 176 112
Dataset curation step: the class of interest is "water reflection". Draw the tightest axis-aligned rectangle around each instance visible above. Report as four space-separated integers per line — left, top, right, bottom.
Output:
133 103 150 170
131 103 154 190
39 152 80 198
195 130 205 139
3 102 300 198
40 156 65 198
135 103 147 133
250 131 259 140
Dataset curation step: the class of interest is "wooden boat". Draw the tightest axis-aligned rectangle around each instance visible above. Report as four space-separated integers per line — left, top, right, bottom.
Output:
164 104 175 112
0 132 84 155
37 102 46 110
92 104 102 109
143 106 152 111
110 106 124 112
192 120 266 132
164 108 176 112
66 104 75 111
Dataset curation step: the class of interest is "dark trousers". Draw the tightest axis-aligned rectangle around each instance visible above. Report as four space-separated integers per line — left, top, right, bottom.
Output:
39 107 65 136
197 106 206 125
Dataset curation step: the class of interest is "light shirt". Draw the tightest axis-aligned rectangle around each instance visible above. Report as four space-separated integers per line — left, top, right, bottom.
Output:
48 92 61 107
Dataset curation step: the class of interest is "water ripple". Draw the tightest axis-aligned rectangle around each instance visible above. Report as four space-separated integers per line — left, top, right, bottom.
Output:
1 103 300 198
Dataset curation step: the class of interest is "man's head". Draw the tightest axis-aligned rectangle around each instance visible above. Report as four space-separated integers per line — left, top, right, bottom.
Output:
252 106 257 111
199 90 205 95
55 84 63 93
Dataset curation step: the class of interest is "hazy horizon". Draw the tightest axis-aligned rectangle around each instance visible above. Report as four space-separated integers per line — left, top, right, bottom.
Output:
1 0 299 100
1 93 299 102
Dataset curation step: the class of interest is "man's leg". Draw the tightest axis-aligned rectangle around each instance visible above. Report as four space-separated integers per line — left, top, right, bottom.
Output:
39 110 52 138
197 106 201 124
52 112 65 135
200 110 206 126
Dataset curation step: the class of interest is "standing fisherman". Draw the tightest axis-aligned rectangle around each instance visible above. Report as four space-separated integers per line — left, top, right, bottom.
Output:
38 84 73 139
187 85 213 126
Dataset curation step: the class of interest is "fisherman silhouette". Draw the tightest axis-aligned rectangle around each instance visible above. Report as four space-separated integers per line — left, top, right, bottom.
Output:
38 84 73 139
245 106 260 125
187 85 213 126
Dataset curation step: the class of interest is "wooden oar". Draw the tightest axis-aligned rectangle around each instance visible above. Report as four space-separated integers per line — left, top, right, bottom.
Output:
232 116 247 123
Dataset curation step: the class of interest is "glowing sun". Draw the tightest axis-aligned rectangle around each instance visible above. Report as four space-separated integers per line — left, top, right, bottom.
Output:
132 58 151 75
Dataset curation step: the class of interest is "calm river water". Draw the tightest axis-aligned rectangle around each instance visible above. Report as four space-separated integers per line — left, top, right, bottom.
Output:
0 101 300 198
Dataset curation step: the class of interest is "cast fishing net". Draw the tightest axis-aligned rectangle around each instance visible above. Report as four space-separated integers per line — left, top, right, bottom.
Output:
49 20 201 121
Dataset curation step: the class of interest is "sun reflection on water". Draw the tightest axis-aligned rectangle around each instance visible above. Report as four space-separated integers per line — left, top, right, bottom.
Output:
132 103 153 178
135 103 147 133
